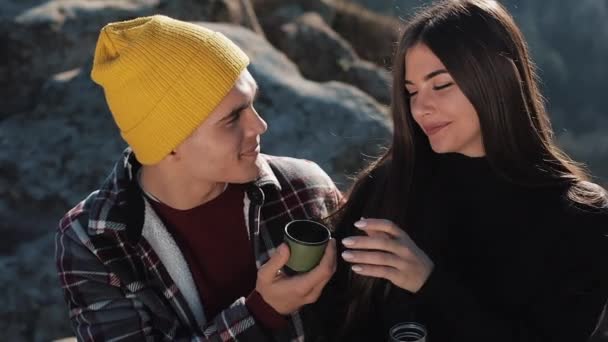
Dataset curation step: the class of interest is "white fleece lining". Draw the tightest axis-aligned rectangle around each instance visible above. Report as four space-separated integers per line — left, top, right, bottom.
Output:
243 194 252 241
141 198 206 327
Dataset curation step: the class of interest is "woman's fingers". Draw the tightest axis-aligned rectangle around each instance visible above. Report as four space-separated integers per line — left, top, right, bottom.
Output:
354 218 407 239
341 249 403 269
350 264 400 284
342 235 412 258
344 218 435 293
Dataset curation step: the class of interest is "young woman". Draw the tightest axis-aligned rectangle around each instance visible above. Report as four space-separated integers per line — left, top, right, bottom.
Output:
318 0 608 341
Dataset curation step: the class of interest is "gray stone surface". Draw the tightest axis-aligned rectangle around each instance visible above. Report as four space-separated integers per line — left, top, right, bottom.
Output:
271 12 391 104
1 0 242 117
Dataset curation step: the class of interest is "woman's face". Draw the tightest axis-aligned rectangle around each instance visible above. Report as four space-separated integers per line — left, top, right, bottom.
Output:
405 43 485 157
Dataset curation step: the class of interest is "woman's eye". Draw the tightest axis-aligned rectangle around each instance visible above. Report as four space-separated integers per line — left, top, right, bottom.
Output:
433 82 454 91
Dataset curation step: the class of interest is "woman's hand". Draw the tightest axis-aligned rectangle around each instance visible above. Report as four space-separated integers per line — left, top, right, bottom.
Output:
341 218 434 293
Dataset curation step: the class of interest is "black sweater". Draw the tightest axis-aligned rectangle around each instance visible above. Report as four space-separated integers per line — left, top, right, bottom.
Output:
319 153 608 342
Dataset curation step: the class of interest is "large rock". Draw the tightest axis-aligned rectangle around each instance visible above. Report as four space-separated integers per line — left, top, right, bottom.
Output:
254 0 399 70
0 21 391 341
328 0 400 67
0 232 71 341
0 0 243 117
0 65 124 252
340 0 420 16
270 12 391 104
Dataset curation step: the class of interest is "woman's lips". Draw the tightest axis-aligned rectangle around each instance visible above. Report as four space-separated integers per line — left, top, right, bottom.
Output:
423 122 451 136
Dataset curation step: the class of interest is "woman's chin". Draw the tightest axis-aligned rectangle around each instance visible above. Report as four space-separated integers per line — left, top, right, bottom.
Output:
429 143 453 154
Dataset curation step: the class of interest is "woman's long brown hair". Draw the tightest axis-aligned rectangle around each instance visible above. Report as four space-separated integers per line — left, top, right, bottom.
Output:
332 0 607 336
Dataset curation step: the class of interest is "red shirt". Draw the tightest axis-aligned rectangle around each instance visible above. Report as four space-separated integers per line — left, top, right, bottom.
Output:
149 183 287 330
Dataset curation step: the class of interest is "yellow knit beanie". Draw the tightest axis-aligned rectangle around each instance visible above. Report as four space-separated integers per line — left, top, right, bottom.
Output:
91 15 250 165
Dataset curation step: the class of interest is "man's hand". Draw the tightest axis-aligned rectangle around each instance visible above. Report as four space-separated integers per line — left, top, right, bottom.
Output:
255 239 337 315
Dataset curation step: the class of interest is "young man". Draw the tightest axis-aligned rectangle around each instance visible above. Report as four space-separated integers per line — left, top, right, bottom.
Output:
56 15 341 341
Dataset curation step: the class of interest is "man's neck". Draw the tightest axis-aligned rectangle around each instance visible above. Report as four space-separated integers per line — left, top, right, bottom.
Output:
139 166 227 210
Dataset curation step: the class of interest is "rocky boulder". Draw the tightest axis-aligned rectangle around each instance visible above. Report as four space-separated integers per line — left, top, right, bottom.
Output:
269 12 391 104
0 0 245 117
253 0 400 60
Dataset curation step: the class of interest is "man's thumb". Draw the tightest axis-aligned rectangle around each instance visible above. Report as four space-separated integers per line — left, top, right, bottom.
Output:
259 243 290 280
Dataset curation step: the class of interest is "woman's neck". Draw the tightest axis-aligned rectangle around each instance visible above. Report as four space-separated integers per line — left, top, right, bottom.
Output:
433 152 493 181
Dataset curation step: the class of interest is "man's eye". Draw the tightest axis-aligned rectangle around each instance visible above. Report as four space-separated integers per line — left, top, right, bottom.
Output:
227 111 242 124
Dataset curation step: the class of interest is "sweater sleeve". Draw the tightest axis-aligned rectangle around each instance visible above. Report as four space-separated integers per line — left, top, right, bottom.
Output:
245 290 289 331
415 224 608 342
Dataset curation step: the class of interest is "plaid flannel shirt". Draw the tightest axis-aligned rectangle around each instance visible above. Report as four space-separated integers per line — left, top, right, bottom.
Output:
56 148 342 341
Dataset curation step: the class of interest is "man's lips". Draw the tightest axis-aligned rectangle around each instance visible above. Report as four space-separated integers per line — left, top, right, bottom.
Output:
422 122 451 136
241 145 260 156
